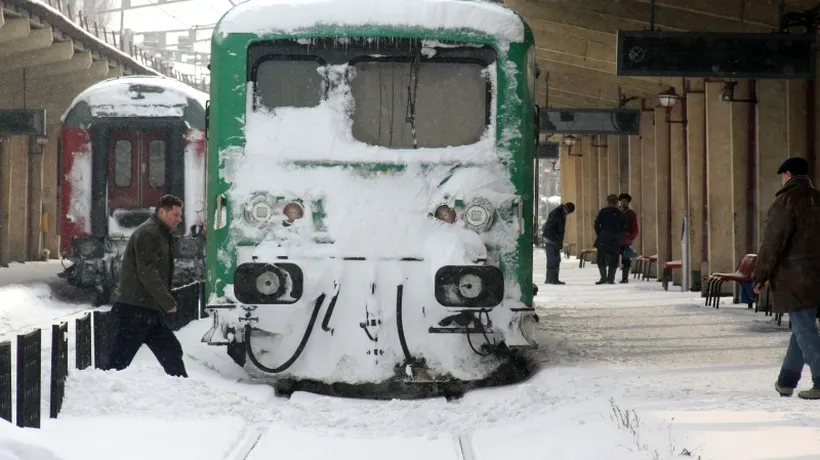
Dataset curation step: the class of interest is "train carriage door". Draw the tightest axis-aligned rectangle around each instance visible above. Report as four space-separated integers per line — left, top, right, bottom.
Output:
141 129 170 207
108 130 140 213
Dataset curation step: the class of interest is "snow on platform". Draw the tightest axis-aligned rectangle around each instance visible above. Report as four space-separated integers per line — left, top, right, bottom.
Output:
2 249 817 460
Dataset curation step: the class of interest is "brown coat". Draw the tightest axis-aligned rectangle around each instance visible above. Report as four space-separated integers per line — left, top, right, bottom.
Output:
754 176 820 314
117 215 177 313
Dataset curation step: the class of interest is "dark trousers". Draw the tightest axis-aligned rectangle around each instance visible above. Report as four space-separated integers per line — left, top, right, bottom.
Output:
596 249 619 282
545 242 562 270
104 303 188 377
620 245 632 272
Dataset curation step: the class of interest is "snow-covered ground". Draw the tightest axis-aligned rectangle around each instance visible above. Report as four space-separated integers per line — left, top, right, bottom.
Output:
1 249 817 460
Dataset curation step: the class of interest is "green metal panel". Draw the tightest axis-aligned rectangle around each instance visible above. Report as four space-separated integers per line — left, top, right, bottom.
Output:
206 6 535 305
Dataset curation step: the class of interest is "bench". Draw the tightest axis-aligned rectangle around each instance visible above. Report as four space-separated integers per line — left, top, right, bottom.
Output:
578 248 597 268
661 260 682 291
563 242 576 259
705 254 757 309
632 255 658 280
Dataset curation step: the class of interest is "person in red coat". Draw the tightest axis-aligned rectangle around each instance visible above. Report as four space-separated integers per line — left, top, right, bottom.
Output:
618 193 640 283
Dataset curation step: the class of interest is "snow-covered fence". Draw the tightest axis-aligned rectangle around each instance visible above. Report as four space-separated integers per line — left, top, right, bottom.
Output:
0 280 204 428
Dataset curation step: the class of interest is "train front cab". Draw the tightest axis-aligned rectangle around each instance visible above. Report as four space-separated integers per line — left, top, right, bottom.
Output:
59 79 207 302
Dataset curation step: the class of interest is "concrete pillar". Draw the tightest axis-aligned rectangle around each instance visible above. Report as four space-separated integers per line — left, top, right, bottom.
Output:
640 110 658 272
628 134 643 255
585 136 599 250
786 81 808 159
573 144 585 254
9 135 28 263
559 145 579 254
705 81 734 293
597 135 608 204
729 81 752 272
655 107 671 271
607 135 619 198
686 80 706 292
755 80 788 249
28 139 44 261
0 139 10 267
618 136 629 193
669 102 687 285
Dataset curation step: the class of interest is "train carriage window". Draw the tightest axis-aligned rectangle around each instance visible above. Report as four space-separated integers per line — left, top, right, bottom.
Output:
253 57 325 110
350 60 489 149
114 140 132 187
148 139 166 187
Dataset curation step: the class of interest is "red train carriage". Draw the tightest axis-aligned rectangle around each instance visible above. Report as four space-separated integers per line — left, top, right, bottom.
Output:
58 75 208 304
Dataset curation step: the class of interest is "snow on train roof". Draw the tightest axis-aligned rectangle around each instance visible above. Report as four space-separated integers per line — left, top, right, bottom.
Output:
216 0 525 43
61 76 209 121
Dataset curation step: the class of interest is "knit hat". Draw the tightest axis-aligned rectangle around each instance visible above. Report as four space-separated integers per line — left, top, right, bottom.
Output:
776 157 808 176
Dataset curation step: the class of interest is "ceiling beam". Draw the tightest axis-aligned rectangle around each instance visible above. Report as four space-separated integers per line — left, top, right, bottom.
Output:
0 14 31 44
526 0 774 33
0 41 74 74
538 60 676 95
28 51 93 78
0 28 53 58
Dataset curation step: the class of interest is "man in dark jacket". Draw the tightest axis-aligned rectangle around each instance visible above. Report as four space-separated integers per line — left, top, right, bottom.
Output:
618 193 640 283
542 202 575 284
103 195 188 378
754 158 820 400
594 194 626 285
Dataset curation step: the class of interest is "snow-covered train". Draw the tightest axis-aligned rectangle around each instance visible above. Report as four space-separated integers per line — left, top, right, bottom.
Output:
203 0 539 397
58 76 208 305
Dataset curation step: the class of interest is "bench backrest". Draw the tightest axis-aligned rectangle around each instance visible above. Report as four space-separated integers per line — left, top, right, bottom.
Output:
737 254 758 277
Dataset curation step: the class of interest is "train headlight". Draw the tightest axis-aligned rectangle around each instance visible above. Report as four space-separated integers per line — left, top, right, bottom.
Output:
458 273 483 299
234 262 304 304
282 201 305 225
462 198 494 232
255 270 281 296
434 265 504 308
244 192 276 225
433 204 457 223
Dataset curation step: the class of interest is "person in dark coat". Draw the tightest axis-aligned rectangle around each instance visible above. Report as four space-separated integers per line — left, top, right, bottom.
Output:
103 195 188 378
542 202 576 284
754 157 820 400
593 194 626 285
618 193 640 283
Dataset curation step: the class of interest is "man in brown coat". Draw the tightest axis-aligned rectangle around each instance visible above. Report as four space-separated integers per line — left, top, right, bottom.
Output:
754 157 820 400
103 195 188 378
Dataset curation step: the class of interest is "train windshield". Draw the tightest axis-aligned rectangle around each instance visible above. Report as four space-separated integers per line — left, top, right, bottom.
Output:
249 39 495 149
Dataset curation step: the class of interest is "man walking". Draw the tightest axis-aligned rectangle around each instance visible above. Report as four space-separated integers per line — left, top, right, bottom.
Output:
593 194 626 285
618 193 640 284
754 157 820 400
104 195 188 378
542 202 575 284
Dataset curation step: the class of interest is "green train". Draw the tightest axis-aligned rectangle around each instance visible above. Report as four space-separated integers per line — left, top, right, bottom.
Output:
202 0 539 397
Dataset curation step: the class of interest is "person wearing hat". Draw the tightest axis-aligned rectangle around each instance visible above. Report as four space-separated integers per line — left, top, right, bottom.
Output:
541 202 576 284
593 194 627 285
754 157 820 400
618 193 640 283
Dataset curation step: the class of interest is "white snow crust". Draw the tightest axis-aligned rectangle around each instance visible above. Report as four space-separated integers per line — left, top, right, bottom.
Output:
216 0 525 44
6 249 817 459
61 76 208 122
184 129 207 230
64 145 92 233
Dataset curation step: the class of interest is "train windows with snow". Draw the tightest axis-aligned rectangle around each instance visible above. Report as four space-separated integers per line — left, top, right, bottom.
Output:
114 140 132 187
148 139 166 188
250 55 327 111
349 58 490 149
